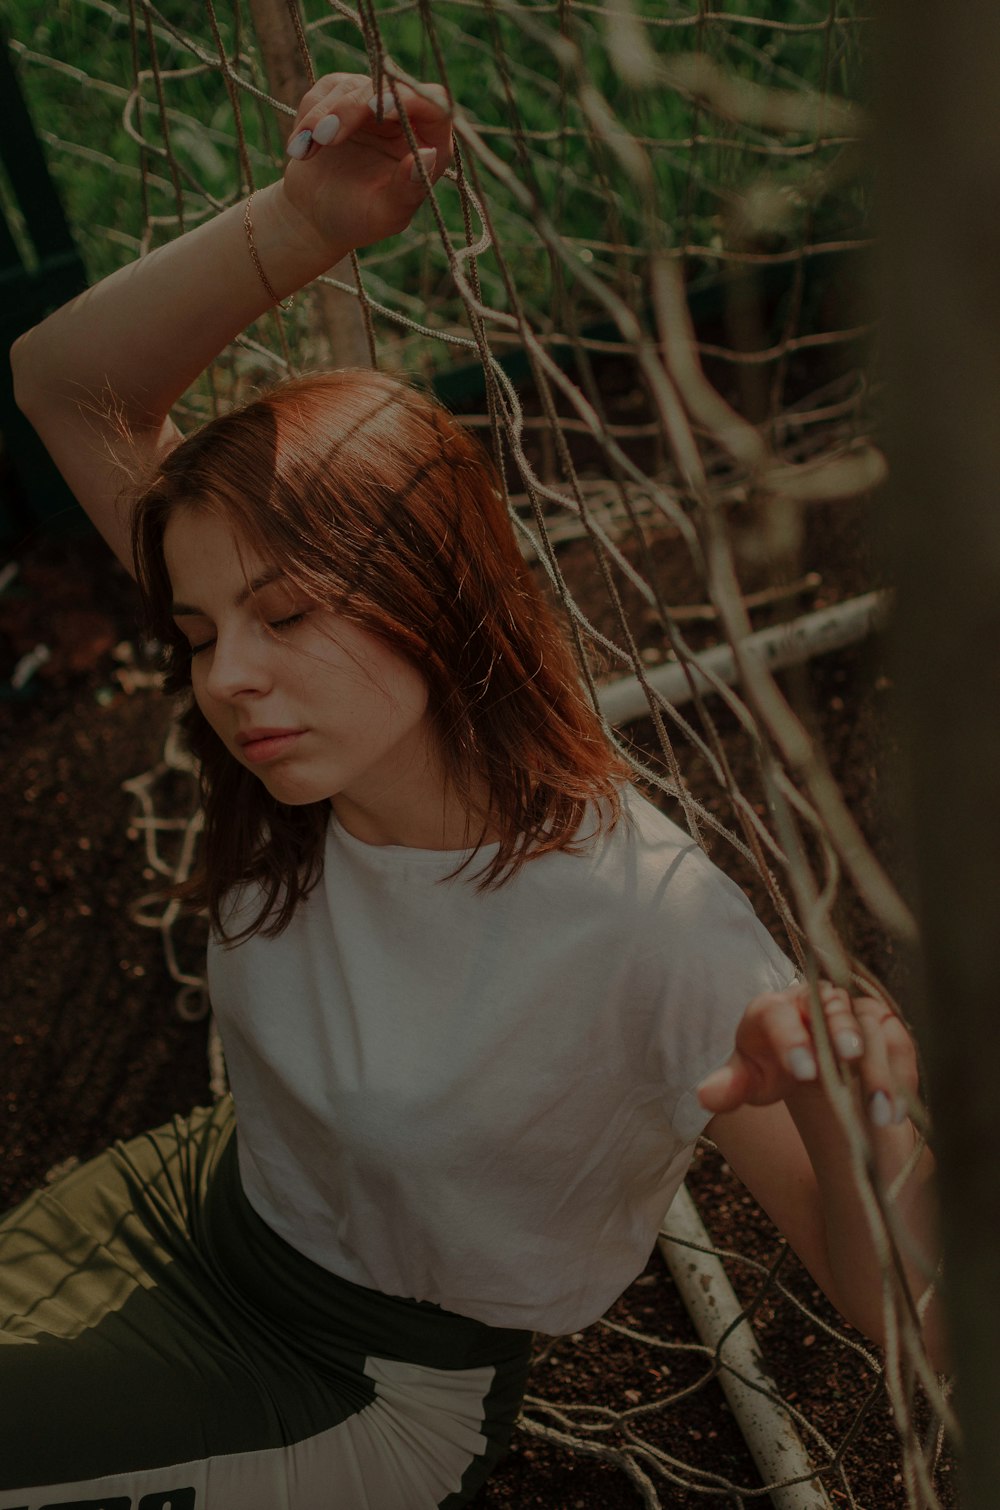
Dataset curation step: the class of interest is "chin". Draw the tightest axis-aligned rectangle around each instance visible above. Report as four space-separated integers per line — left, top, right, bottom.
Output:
254 772 337 807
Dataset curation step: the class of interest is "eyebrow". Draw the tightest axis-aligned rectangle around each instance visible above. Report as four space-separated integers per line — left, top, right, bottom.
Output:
170 569 286 618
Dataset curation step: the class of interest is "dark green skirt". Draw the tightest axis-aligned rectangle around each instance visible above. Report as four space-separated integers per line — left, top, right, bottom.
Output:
0 1097 533 1509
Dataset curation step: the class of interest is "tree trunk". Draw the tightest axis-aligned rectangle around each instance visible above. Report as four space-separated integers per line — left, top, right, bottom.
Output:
874 4 1000 1504
248 0 371 368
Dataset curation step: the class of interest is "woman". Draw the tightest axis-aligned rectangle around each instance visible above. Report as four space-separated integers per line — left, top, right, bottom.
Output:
6 72 941 1509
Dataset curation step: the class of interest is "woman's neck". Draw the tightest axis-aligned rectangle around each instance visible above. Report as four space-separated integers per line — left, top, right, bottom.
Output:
330 777 498 852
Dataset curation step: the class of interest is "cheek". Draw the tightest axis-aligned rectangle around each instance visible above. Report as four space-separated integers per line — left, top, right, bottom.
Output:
380 656 431 727
188 662 208 704
343 671 428 736
188 666 225 730
327 633 429 725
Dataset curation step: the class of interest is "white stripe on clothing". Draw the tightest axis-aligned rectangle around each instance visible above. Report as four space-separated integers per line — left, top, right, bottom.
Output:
5 1355 496 1510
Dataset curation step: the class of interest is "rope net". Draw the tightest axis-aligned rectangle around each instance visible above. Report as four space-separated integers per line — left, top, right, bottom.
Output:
5 1 955 1505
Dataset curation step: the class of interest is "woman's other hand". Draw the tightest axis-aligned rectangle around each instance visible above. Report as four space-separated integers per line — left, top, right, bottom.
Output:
279 73 453 252
697 981 920 1130
697 982 944 1364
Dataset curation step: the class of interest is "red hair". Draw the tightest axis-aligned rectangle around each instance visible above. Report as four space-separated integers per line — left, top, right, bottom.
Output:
131 369 629 942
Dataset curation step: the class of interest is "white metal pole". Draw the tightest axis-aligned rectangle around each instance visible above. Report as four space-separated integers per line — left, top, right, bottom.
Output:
597 590 890 726
659 1183 835 1510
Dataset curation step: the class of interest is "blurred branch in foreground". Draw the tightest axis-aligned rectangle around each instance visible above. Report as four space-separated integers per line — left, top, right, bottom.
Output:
876 3 1000 1505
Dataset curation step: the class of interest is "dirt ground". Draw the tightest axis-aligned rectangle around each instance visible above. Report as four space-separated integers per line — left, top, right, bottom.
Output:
0 395 954 1505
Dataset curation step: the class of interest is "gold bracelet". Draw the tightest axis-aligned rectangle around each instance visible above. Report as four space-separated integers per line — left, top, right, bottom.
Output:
244 190 293 313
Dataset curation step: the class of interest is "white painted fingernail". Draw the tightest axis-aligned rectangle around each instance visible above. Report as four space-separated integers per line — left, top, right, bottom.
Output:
312 114 341 146
870 1090 893 1127
835 1031 864 1060
410 147 437 183
286 129 313 160
367 92 397 118
787 1046 818 1082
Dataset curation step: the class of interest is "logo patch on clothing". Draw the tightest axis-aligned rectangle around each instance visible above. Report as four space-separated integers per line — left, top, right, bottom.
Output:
3 1490 196 1510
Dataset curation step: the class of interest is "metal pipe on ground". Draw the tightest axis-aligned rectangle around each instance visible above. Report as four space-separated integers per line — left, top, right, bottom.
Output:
597 590 890 725
659 1183 834 1510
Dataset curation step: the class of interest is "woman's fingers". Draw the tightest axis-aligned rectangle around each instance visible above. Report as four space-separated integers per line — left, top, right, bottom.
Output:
278 72 452 246
285 73 451 171
806 985 915 1127
697 1054 754 1114
697 994 817 1112
296 73 449 132
817 983 864 1064
365 79 452 149
287 76 381 160
768 994 823 1081
854 997 917 1126
696 982 919 1120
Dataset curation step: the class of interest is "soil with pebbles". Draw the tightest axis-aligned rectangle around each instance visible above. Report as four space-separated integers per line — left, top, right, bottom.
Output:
0 467 954 1506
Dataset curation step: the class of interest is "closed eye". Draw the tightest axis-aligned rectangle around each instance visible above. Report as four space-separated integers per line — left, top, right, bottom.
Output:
270 612 307 633
187 612 308 658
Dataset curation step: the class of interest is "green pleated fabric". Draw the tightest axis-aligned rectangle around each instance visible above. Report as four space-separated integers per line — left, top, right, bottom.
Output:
0 1098 533 1509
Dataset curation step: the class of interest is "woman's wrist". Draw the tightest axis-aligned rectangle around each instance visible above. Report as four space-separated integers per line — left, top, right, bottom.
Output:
245 180 354 303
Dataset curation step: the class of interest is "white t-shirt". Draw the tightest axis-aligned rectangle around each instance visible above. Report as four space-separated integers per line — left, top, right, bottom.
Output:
206 786 796 1335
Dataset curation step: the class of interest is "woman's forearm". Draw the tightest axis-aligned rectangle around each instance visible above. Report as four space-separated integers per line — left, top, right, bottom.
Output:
700 981 949 1368
787 1086 947 1367
9 76 452 566
11 181 347 426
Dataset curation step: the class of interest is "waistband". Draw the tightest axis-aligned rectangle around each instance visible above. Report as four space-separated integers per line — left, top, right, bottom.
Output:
200 1111 534 1375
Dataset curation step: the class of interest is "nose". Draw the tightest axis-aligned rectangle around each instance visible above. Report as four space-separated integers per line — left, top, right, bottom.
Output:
201 625 273 702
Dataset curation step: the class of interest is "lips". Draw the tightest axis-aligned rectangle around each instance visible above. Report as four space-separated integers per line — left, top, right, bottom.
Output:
237 729 306 764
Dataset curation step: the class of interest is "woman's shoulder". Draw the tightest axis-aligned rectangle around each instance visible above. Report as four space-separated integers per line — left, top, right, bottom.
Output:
617 783 702 852
616 788 796 994
592 786 779 944
529 784 705 918
595 784 710 888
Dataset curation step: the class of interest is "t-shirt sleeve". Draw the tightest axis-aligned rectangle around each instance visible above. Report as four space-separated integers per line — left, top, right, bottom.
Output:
639 846 799 1145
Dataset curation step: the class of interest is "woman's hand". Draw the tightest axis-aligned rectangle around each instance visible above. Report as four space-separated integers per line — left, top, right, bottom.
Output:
697 981 920 1129
698 983 944 1364
279 73 453 252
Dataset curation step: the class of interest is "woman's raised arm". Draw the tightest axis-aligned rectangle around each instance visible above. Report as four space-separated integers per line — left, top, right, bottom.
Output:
9 73 452 571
